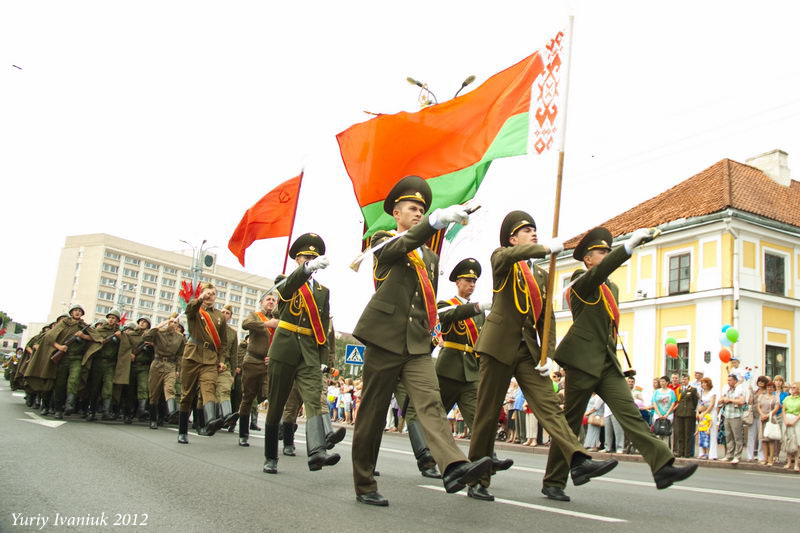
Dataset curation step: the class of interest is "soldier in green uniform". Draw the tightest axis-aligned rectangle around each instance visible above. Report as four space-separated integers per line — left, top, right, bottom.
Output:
467 211 617 502
351 176 493 507
83 309 128 421
24 313 78 414
118 317 152 423
177 283 228 443
238 294 277 447
51 308 90 419
217 305 239 430
263 233 339 474
541 227 697 501
145 317 185 429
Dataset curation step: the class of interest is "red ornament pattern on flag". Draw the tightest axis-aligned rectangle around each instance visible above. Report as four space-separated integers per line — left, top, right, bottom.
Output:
532 31 564 154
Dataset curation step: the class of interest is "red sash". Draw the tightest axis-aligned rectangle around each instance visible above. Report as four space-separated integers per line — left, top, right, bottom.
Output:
408 252 438 333
298 283 326 345
198 306 222 351
599 283 620 328
448 297 479 346
517 261 544 324
255 312 275 345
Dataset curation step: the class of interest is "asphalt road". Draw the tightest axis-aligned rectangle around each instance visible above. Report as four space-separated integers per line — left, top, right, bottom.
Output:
1 384 798 533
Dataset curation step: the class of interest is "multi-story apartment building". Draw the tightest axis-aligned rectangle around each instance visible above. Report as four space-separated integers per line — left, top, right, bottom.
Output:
48 234 273 333
552 149 799 387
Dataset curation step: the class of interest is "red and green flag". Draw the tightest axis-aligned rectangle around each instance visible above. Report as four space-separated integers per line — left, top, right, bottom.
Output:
337 32 565 240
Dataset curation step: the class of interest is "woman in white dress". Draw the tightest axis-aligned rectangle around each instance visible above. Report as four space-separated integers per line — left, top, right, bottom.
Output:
696 377 717 459
583 393 605 451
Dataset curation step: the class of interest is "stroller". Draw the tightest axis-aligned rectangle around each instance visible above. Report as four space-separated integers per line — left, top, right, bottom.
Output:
495 406 508 441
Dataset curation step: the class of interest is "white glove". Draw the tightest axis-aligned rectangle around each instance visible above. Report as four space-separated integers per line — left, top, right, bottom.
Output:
624 228 652 254
429 205 470 229
304 255 330 273
544 237 563 256
320 364 329 374
534 357 553 377
478 301 492 312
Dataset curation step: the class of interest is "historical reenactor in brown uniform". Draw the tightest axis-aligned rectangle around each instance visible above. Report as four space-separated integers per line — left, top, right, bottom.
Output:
542 227 697 501
145 317 186 429
177 283 228 443
467 211 617 502
217 305 239 430
117 317 152 424
350 176 493 507
82 309 130 421
263 233 339 474
238 294 278 447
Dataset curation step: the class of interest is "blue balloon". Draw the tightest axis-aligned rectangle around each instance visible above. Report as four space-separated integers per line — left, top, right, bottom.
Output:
719 333 732 347
722 324 731 333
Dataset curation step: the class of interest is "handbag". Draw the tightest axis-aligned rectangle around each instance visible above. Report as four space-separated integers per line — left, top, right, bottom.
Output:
764 419 782 441
589 414 605 427
741 405 754 426
653 417 672 436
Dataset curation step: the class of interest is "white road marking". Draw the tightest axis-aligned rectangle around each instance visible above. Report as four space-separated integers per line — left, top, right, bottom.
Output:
511 465 800 504
12 392 26 398
419 485 626 523
18 411 66 428
743 471 799 479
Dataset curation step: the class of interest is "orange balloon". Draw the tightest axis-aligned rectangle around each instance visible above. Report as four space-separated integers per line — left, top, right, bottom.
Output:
719 348 731 363
665 343 679 358
332 369 340 377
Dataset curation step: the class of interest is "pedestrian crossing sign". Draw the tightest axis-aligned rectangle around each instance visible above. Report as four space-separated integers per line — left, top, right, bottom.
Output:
345 344 365 365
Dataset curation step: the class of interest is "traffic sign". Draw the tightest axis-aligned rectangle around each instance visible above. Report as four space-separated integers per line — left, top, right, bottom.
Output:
345 344 365 365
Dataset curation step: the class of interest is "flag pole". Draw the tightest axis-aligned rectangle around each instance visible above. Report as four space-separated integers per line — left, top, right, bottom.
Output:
282 170 304 274
539 16 575 367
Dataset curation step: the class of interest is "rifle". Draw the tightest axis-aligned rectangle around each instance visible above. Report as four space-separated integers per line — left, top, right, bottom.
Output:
49 321 94 363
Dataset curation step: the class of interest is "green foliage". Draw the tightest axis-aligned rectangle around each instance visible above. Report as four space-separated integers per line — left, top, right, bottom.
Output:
0 310 13 334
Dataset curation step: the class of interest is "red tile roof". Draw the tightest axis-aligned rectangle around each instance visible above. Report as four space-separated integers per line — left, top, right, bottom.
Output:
565 158 800 248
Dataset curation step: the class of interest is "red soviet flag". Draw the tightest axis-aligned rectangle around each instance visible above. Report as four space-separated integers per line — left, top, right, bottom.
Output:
228 174 302 266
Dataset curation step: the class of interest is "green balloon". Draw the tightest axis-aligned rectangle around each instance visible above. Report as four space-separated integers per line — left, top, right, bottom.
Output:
726 328 739 343
665 337 677 346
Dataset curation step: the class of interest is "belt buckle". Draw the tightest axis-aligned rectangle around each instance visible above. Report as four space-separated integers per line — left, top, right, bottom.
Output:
203 341 210 350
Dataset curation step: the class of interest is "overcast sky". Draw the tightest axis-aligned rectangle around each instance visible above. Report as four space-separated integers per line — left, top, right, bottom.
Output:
2 0 799 332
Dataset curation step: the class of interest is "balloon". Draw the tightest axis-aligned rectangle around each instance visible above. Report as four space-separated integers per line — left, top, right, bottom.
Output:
332 369 340 377
722 324 731 333
665 343 679 358
665 337 677 346
719 348 731 363
726 327 739 343
719 333 732 347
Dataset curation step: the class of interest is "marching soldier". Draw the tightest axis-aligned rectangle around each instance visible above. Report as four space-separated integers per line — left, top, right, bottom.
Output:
217 305 239 430
118 317 152 424
177 283 228 443
238 294 277 446
263 233 338 474
145 317 186 429
23 312 77 414
467 211 617 502
227 334 247 433
51 311 91 419
83 309 128 421
350 176 493 506
541 227 697 500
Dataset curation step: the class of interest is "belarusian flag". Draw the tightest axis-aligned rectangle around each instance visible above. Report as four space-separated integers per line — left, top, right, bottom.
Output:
337 31 565 239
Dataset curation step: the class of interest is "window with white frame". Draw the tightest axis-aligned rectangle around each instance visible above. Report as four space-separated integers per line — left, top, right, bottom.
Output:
100 277 116 287
145 261 159 270
141 286 156 296
561 277 571 311
216 280 227 287
123 268 139 278
102 263 119 274
230 294 241 303
97 290 114 301
140 300 154 309
217 291 227 299
160 290 174 300
245 297 256 306
104 250 120 260
765 345 787 380
143 273 158 283
668 254 690 295
162 278 176 287
764 252 786 295
231 284 242 291
96 304 111 314
245 287 257 295
157 303 172 312
125 257 141 265
121 282 137 292
163 266 177 275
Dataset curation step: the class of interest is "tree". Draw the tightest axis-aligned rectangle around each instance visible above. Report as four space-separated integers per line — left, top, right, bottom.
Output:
0 310 13 337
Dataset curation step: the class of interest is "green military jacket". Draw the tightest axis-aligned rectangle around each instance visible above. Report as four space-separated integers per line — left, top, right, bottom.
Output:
242 310 275 360
236 340 248 370
474 244 555 366
82 322 127 367
220 325 238 374
554 245 630 378
353 216 439 356
26 318 87 381
675 385 699 417
435 297 484 383
184 298 228 365
268 263 331 368
143 327 186 364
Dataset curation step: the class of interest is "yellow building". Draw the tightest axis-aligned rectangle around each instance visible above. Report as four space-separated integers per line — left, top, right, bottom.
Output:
552 150 799 387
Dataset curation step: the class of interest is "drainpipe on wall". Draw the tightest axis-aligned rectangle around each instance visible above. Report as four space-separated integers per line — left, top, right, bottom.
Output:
725 213 740 349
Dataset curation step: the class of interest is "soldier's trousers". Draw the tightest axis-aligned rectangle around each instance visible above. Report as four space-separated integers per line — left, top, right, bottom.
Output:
282 377 328 423
674 416 696 457
266 358 322 425
178 358 217 411
132 363 150 401
53 356 82 406
469 347 585 488
88 358 116 402
543 357 674 489
216 371 233 403
439 376 478 431
231 374 242 413
238 356 268 417
148 360 176 402
352 345 466 496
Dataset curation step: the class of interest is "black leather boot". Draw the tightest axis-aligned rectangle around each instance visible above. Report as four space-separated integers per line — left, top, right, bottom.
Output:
39 393 51 415
26 394 35 407
239 413 250 447
322 414 345 450
307 415 340 471
136 399 148 421
202 402 225 437
282 422 296 456
250 408 261 431
166 398 179 424
408 420 441 478
33 394 41 410
178 411 189 444
263 424 279 473
221 400 239 430
101 398 114 421
149 403 158 430
86 400 97 421
192 408 202 430
64 394 77 416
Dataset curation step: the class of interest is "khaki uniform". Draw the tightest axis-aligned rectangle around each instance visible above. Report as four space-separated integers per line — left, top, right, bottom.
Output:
24 319 85 392
239 312 273 417
145 327 185 402
83 323 125 403
179 298 227 411
215 325 237 403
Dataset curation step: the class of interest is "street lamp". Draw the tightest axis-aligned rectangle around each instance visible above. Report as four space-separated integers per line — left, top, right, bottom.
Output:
406 74 476 107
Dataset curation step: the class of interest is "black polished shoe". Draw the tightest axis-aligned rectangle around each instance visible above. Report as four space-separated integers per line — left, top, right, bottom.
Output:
570 457 618 486
325 427 346 449
239 437 249 447
149 420 158 430
356 491 388 506
54 410 64 420
491 455 513 474
420 466 442 479
373 470 380 477
541 486 571 501
654 461 698 490
443 457 493 494
283 444 296 456
263 459 278 474
177 433 189 444
467 485 495 501
250 421 262 431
